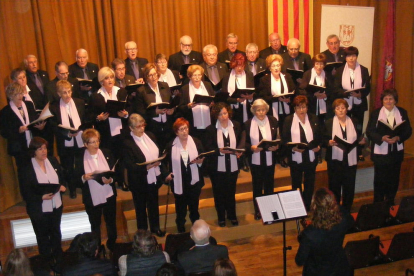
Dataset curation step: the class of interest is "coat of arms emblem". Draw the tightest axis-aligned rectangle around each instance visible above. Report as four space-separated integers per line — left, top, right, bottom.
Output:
339 25 355 46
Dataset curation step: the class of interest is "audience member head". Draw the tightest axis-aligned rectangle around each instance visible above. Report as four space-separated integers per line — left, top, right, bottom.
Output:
245 43 259 62
125 41 138 60
3 249 34 276
111 58 126 80
211 102 233 120
55 61 70 81
76 232 100 258
213 258 237 276
287 38 300 59
28 137 48 158
268 32 282 51
56 80 73 103
24 55 38 73
180 35 193 55
75 48 89 68
132 229 158 257
225 33 239 53
326 34 341 55
11 68 27 88
67 233 83 252
203 44 218 66
190 219 211 245
6 82 25 101
156 263 179 276
310 188 342 230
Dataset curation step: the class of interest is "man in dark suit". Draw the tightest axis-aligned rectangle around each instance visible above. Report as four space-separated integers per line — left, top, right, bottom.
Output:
245 43 267 76
281 38 312 87
111 58 136 88
124 41 147 83
168 35 203 72
68 48 100 98
24 54 50 100
217 33 246 64
46 61 81 103
200 44 228 92
259 32 288 59
178 219 229 275
322 34 345 63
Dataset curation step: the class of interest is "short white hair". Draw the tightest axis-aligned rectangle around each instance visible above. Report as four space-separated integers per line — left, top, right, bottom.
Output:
245 43 259 52
287 38 300 48
75 48 88 59
226 33 238 41
125 41 137 49
190 220 211 245
203 44 218 54
23 55 37 67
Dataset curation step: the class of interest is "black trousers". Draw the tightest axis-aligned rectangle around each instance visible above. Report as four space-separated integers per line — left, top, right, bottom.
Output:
172 181 202 228
373 161 402 205
210 170 238 222
28 206 63 261
289 160 317 211
250 164 275 213
60 147 82 193
349 105 365 156
327 160 357 212
130 184 161 232
85 195 117 251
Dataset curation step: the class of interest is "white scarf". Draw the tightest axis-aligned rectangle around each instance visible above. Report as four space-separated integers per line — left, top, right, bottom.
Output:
250 116 273 166
309 68 326 114
98 86 123 136
160 69 177 87
189 81 211 129
84 149 114 206
331 115 357 166
60 98 84 148
291 113 315 164
216 120 238 172
342 62 363 110
31 158 62 212
171 135 199 195
131 132 161 184
10 101 32 147
24 85 35 108
374 106 403 154
149 83 167 123
228 70 249 122
271 73 290 120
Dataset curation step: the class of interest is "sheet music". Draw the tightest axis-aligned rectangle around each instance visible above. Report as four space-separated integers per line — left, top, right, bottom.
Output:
278 190 307 219
256 194 285 223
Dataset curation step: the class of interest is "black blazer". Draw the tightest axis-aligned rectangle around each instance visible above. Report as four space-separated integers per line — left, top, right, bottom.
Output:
134 82 171 119
204 120 244 173
258 73 296 117
74 148 117 207
48 98 86 156
323 116 360 163
20 156 66 215
178 81 215 129
168 51 203 72
0 102 39 156
46 77 81 103
122 131 162 192
366 106 412 165
259 45 288 59
295 208 353 276
321 48 346 63
200 61 228 82
244 115 279 165
124 57 148 80
245 58 266 75
298 69 332 116
282 113 322 162
333 64 371 112
26 69 50 92
27 82 47 110
116 74 136 88
89 88 129 143
68 62 100 93
281 52 313 73
217 49 246 64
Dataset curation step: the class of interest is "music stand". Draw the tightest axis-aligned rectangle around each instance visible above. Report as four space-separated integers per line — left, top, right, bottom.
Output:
256 190 307 276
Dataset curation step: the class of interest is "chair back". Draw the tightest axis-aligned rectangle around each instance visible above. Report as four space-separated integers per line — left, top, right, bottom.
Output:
344 235 381 269
354 201 390 231
164 232 192 262
396 196 414 223
385 232 414 262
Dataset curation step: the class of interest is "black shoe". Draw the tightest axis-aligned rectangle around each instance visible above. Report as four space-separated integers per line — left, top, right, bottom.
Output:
121 182 129 191
218 221 226 227
152 229 166 237
177 226 185 233
70 190 77 199
358 155 365 161
280 160 288 168
254 212 261 220
230 219 239 226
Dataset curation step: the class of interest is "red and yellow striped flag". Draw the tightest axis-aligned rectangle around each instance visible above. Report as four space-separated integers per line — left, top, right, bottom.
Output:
268 0 314 55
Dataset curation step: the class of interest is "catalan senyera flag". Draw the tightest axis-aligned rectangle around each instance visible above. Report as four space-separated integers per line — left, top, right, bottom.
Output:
268 0 314 55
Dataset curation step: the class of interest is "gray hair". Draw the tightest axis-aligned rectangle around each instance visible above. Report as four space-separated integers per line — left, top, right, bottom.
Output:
23 55 37 67
203 44 218 54
250 99 269 114
245 43 259 52
190 219 211 245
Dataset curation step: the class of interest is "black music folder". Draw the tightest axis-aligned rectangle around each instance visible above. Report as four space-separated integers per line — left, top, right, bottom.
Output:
36 183 61 195
287 68 304 80
377 120 407 138
192 94 214 104
106 100 127 118
257 139 282 151
230 88 255 99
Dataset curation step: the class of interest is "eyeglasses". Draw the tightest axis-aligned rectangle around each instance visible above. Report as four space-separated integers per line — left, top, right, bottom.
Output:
87 140 100 145
157 61 167 65
116 67 126 72
147 73 158 78
178 126 188 132
126 48 137 52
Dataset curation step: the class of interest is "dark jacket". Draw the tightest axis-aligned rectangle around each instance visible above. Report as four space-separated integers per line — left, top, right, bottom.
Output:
259 45 288 59
168 51 203 72
125 251 168 276
62 256 116 276
125 57 148 80
46 77 81 103
217 49 246 64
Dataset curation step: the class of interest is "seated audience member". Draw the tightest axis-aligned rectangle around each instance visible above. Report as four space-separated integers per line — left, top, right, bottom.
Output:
245 43 266 76
168 35 203 73
218 33 246 64
177 220 229 275
3 249 34 276
259 32 288 59
46 61 81 102
118 230 170 276
62 232 116 276
68 48 100 97
124 41 148 83
213 258 238 276
156 263 179 276
295 188 353 276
